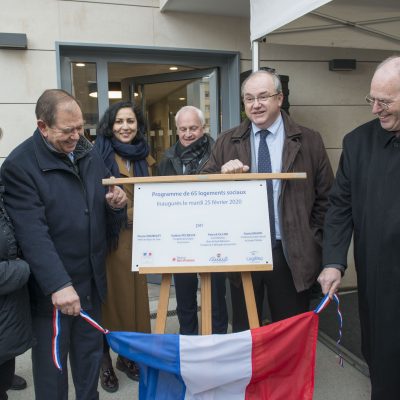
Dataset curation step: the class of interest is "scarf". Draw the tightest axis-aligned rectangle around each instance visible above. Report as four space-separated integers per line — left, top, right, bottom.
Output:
94 134 150 178
175 135 210 175
94 134 150 250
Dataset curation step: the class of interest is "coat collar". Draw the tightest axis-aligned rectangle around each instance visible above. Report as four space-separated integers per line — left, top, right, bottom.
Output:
33 129 92 172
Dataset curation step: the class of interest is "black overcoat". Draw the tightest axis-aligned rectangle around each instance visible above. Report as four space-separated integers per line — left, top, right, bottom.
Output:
323 118 400 398
0 129 118 315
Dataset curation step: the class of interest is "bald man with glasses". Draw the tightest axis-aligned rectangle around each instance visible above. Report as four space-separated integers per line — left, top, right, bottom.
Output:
319 55 400 399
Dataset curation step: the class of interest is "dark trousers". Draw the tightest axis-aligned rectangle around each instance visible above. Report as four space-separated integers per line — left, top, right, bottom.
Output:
174 272 228 335
32 290 103 400
0 358 15 400
230 242 311 332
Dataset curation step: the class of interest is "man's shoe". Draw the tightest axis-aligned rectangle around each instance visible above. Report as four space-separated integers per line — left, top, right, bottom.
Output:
100 366 119 393
10 374 27 390
116 356 140 382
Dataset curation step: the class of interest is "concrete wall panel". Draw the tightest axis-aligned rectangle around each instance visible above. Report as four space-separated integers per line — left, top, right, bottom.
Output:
0 50 57 103
0 104 36 157
290 106 373 149
0 0 59 50
58 2 155 46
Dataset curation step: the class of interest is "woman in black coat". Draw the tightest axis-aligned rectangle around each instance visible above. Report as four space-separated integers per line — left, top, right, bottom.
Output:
0 129 33 400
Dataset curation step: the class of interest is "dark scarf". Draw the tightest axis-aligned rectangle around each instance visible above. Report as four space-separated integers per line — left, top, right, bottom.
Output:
94 134 150 250
94 134 150 178
175 135 210 175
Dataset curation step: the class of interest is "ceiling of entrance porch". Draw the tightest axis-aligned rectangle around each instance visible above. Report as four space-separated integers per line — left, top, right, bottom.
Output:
160 0 400 51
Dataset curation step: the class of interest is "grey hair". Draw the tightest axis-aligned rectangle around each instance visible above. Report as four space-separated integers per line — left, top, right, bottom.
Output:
241 70 282 97
175 106 205 127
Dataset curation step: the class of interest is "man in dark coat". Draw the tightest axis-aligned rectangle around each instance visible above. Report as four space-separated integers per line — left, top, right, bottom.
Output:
158 105 228 335
0 89 127 400
318 56 400 399
202 70 334 331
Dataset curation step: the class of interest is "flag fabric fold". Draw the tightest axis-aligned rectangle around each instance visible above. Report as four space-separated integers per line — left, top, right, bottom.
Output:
107 311 319 400
52 294 342 400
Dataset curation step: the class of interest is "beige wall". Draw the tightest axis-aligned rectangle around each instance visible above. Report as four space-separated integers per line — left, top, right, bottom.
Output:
0 0 396 287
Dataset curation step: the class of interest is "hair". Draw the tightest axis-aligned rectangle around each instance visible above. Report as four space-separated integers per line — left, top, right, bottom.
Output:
96 101 146 141
375 55 400 73
241 69 282 97
175 105 205 127
35 89 79 127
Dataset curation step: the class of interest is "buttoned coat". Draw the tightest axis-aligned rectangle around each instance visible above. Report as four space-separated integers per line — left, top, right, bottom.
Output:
202 111 334 292
0 129 122 314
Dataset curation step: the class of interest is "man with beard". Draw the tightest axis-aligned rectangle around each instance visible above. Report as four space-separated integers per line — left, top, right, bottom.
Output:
158 106 228 335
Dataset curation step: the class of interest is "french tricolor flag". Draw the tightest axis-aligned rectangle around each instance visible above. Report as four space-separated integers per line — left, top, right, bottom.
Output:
53 295 340 399
107 310 319 400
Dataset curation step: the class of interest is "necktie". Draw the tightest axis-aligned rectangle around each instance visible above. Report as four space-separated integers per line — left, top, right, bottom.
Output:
258 130 276 248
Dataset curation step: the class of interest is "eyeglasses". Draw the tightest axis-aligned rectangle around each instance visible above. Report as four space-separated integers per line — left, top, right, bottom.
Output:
365 95 393 111
243 93 280 105
178 126 200 133
50 125 84 135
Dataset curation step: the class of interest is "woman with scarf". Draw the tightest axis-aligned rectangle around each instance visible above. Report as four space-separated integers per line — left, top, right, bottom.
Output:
94 101 155 393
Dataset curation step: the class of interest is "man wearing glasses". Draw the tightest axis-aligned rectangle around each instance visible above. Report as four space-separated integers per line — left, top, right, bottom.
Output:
158 106 228 335
202 69 334 332
319 56 400 399
0 89 127 399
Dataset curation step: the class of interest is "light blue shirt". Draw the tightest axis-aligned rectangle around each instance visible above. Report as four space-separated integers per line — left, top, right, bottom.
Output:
251 114 284 239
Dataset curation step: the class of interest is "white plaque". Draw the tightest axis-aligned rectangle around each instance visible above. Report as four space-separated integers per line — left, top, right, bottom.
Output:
132 180 273 271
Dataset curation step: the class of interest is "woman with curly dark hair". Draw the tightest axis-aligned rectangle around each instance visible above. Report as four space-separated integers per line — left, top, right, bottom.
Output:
94 101 155 392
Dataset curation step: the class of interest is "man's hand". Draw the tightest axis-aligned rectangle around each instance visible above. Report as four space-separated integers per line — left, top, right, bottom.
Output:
221 159 250 174
106 184 128 209
52 286 81 316
317 267 342 299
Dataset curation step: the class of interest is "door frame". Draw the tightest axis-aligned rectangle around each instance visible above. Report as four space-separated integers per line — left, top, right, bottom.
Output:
57 43 241 132
122 67 218 139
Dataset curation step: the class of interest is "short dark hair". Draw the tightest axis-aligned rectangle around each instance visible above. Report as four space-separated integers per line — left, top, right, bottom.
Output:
35 89 79 127
97 101 146 141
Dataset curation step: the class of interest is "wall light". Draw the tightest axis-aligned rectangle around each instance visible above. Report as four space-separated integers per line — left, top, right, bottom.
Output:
76 63 86 67
169 66 178 71
89 82 122 99
0 33 27 49
329 59 357 71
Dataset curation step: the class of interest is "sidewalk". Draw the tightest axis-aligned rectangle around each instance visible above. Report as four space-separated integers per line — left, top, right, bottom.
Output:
9 284 371 400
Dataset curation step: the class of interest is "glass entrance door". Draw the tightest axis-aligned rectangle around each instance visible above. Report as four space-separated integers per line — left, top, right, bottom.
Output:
120 68 219 165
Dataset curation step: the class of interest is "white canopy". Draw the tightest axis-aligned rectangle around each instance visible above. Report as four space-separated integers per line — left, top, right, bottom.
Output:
250 0 333 41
